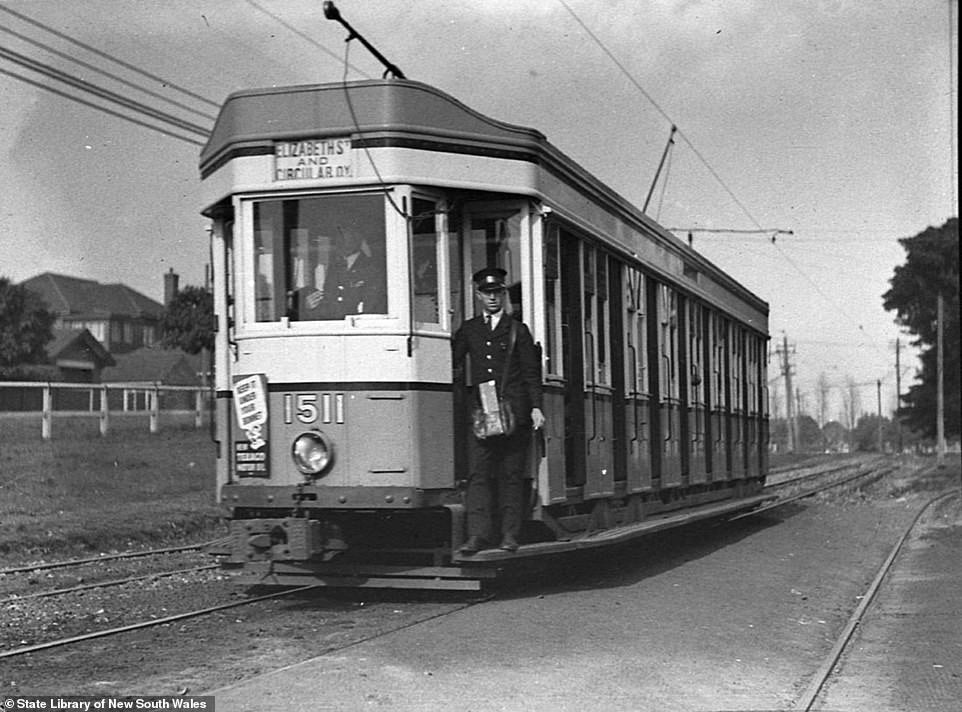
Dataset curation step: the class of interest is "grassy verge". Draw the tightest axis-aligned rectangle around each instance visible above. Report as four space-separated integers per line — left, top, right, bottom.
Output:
0 415 223 563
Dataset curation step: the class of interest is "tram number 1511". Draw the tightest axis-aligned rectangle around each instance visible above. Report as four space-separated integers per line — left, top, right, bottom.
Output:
284 392 345 425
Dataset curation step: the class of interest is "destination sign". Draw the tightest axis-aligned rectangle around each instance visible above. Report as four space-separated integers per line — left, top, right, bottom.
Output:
273 138 353 181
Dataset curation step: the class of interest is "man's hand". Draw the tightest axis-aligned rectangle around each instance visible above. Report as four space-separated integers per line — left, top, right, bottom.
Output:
530 407 545 430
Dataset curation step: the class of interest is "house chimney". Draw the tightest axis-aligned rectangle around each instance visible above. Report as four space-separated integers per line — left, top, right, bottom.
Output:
164 268 180 306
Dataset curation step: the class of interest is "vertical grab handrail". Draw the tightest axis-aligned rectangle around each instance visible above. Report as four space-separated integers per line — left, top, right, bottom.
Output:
663 353 673 443
585 331 596 442
628 342 639 444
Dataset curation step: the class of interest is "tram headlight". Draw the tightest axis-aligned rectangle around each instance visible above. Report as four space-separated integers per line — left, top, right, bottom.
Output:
291 430 334 477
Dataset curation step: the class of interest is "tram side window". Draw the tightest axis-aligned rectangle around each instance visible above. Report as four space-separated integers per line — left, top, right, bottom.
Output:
582 245 611 385
731 327 745 412
712 314 728 410
689 301 704 405
412 197 440 325
746 335 759 416
583 246 596 384
597 253 610 385
625 268 648 395
543 224 562 377
252 194 387 322
659 284 679 401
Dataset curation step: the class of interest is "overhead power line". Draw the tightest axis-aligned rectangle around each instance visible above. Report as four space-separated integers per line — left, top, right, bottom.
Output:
0 4 219 109
0 45 211 138
0 67 205 147
556 0 765 232
552 0 902 347
0 24 217 121
244 0 372 79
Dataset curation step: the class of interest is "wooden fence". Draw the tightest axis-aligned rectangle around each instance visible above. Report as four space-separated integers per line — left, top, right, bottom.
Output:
0 381 210 439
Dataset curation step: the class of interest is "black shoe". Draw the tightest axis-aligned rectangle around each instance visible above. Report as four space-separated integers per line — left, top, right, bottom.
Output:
458 536 487 555
499 534 519 552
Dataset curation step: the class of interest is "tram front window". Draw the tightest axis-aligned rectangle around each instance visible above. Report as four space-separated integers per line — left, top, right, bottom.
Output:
252 194 387 322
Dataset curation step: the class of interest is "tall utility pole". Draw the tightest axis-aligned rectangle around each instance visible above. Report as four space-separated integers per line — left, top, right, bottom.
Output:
895 338 903 453
876 379 883 452
776 334 797 452
937 293 945 467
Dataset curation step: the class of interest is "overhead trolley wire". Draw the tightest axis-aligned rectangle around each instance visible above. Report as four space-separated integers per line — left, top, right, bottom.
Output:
0 24 217 121
555 0 906 365
556 0 764 232
0 45 211 138
244 0 373 79
0 4 219 109
0 66 205 147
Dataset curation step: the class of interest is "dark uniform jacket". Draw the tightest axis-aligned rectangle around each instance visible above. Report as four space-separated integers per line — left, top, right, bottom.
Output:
323 251 385 316
297 252 386 320
452 313 543 428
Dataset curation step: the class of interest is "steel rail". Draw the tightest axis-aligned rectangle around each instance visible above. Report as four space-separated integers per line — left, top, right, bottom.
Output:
0 538 228 576
768 454 868 475
2 584 497 662
795 487 958 711
765 455 885 489
0 564 218 606
0 583 322 660
204 591 497 696
732 462 899 521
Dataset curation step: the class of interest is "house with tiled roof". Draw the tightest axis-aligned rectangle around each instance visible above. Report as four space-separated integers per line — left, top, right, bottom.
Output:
45 327 116 382
21 272 166 354
102 348 201 386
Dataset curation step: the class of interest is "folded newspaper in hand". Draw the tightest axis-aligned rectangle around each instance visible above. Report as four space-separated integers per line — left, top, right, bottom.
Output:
478 380 505 436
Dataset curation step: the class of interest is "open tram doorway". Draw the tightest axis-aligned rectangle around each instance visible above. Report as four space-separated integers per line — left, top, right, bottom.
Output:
460 202 527 322
451 200 530 484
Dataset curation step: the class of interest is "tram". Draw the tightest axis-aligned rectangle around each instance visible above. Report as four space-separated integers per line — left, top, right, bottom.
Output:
200 78 770 590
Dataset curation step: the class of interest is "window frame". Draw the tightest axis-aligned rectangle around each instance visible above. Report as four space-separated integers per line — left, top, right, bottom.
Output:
235 187 402 333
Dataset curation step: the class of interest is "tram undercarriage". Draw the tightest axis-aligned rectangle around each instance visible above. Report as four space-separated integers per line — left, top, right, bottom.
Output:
222 478 770 591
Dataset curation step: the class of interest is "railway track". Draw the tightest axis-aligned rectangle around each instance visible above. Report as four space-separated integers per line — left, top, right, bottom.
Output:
0 578 490 662
0 583 320 660
0 539 228 604
0 456 916 666
765 454 886 489
0 538 227 576
733 455 902 521
0 563 218 605
795 483 956 710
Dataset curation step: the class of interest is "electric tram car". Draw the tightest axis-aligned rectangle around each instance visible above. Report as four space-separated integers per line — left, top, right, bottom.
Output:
200 78 770 590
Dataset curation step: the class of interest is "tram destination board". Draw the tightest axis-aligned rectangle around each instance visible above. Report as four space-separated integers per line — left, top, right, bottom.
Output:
274 138 353 181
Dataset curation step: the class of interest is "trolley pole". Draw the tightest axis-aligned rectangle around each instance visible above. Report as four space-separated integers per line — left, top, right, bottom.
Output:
643 125 677 214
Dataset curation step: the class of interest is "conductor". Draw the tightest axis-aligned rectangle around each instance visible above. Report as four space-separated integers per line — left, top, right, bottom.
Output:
452 267 545 554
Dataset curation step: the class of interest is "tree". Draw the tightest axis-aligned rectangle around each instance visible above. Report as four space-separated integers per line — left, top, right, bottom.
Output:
822 421 849 453
797 414 824 451
852 414 883 452
160 285 214 355
0 277 55 377
883 218 960 439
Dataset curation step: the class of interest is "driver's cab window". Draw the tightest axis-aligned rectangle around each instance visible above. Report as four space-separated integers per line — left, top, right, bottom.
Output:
252 193 387 322
412 197 440 325
466 208 523 321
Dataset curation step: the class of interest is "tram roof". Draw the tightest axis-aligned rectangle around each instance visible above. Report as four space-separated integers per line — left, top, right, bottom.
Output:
200 79 768 323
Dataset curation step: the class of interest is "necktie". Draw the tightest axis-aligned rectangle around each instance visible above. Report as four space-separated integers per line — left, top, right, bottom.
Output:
486 314 494 330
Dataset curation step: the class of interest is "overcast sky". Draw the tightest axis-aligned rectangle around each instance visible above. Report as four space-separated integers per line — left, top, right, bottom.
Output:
1 0 957 423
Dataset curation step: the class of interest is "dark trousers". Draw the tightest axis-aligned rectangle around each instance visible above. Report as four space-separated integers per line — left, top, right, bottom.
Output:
466 428 530 542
